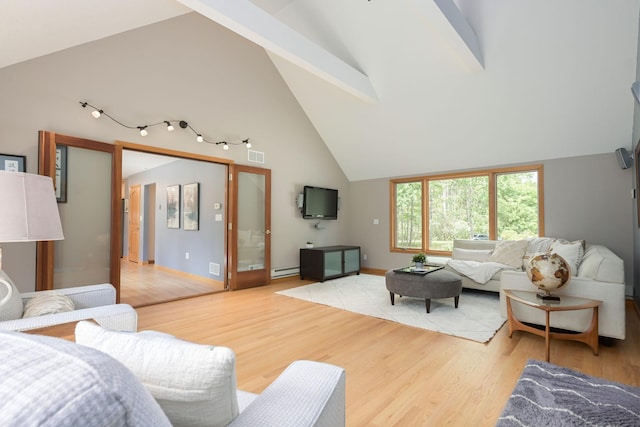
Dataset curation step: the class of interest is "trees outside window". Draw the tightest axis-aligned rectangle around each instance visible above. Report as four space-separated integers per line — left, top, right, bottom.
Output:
391 166 543 255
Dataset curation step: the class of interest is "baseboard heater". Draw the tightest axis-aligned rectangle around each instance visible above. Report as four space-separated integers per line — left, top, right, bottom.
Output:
271 266 299 279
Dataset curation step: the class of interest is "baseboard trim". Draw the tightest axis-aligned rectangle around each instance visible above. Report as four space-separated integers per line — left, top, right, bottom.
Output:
154 264 224 287
360 267 386 276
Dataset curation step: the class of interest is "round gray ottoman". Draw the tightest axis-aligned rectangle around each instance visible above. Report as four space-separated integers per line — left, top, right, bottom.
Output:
385 269 463 313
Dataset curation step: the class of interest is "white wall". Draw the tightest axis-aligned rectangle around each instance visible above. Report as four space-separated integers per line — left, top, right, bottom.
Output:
0 13 349 291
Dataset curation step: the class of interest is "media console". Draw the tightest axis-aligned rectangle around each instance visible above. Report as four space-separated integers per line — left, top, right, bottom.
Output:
300 245 360 282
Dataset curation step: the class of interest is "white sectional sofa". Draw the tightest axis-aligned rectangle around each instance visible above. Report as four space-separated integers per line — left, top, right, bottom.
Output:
442 238 626 340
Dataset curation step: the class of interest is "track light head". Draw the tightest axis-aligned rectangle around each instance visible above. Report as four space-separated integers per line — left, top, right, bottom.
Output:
165 121 174 132
196 134 203 143
138 126 148 137
223 143 229 150
179 120 188 129
243 139 252 148
91 109 102 119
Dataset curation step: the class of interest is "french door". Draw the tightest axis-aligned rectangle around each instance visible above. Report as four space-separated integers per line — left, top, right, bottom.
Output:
37 131 121 297
230 164 271 290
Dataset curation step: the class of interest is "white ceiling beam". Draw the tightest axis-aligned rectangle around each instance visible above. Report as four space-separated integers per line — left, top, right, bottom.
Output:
413 0 484 73
177 0 378 103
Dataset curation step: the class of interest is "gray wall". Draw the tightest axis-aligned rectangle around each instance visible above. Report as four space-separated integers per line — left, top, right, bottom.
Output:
0 12 634 297
347 153 635 296
0 13 349 292
633 10 640 308
126 159 226 281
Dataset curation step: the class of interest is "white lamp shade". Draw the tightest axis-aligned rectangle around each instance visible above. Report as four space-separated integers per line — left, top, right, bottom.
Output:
0 170 64 242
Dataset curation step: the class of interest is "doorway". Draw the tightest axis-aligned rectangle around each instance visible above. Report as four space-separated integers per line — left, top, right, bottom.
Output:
119 143 231 306
38 134 272 305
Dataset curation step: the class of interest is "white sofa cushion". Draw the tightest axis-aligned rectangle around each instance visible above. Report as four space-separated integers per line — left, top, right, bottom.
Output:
0 270 23 321
452 248 492 262
578 245 624 284
550 240 584 276
22 291 75 318
489 240 528 269
0 329 171 426
75 321 239 427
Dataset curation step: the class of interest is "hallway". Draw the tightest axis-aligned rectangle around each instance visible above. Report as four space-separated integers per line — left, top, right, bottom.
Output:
120 260 225 307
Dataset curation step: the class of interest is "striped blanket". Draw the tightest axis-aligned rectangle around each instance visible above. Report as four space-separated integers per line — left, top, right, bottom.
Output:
497 359 640 426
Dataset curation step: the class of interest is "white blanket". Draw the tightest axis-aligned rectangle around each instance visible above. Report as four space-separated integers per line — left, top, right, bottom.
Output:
446 260 515 284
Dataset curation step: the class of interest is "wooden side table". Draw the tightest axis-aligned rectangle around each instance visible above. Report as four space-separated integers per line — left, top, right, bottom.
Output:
503 289 602 362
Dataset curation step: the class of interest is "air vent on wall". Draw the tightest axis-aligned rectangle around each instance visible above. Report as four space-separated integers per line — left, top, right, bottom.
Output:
248 149 265 164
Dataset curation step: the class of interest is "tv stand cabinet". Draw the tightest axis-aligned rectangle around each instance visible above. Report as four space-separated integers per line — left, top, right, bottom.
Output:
300 245 361 282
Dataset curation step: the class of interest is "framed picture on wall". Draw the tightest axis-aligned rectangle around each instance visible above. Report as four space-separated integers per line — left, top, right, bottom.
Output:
167 184 180 229
183 182 199 231
0 153 26 172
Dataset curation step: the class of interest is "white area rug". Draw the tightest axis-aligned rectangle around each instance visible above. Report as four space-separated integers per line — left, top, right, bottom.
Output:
276 274 506 343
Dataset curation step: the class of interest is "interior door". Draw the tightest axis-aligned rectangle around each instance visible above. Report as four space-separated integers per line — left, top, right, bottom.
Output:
230 164 271 290
37 131 121 298
128 184 141 263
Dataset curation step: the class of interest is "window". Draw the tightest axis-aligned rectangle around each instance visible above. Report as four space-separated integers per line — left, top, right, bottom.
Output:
391 165 543 254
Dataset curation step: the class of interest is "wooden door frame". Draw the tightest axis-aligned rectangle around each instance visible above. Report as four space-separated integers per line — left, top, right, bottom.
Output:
39 136 236 298
128 184 141 264
228 164 271 290
116 141 233 290
37 131 122 296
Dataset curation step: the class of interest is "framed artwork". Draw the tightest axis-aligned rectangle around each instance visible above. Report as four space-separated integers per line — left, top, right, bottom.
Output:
55 146 68 203
167 185 180 229
0 154 26 172
183 182 200 231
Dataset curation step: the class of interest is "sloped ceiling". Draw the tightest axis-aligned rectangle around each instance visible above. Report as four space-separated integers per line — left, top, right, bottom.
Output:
2 0 639 181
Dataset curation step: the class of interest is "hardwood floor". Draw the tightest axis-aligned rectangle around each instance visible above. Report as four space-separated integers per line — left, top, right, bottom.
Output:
134 276 640 426
120 259 225 307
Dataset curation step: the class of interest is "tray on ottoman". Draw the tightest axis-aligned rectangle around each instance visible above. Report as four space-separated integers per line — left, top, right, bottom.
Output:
392 265 444 275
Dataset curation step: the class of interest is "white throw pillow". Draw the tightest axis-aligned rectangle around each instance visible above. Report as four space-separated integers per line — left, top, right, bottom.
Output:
452 248 492 262
550 240 584 276
489 240 528 269
0 270 23 321
75 321 239 427
22 291 75 318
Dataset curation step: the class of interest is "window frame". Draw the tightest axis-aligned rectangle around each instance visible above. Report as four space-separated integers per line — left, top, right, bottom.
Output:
390 164 544 256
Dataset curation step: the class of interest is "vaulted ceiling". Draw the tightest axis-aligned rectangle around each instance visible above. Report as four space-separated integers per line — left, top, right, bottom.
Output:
2 0 639 181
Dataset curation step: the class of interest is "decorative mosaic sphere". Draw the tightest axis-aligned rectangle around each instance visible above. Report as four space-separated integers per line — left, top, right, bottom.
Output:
526 252 571 293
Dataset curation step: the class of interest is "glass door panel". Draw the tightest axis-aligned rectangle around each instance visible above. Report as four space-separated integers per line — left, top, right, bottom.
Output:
237 172 265 272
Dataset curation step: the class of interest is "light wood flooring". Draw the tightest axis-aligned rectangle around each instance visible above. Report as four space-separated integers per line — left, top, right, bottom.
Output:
134 276 640 426
120 259 225 307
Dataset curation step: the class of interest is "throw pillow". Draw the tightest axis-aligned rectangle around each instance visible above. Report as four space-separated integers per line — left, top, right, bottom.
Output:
22 291 75 318
550 240 584 276
489 240 528 269
452 248 492 262
75 321 240 427
0 270 23 321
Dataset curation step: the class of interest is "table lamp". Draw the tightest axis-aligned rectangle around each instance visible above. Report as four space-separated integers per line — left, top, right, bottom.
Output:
0 170 64 313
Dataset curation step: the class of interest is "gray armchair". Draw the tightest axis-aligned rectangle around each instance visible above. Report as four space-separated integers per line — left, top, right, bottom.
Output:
0 283 137 332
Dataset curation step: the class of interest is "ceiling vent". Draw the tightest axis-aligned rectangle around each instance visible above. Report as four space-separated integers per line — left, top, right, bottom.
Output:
248 149 265 164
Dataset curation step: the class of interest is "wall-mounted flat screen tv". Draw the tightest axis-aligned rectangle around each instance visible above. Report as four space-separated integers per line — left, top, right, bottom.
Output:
302 185 338 220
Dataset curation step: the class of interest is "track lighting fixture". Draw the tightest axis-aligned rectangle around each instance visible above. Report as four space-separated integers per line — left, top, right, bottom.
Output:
78 101 252 150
